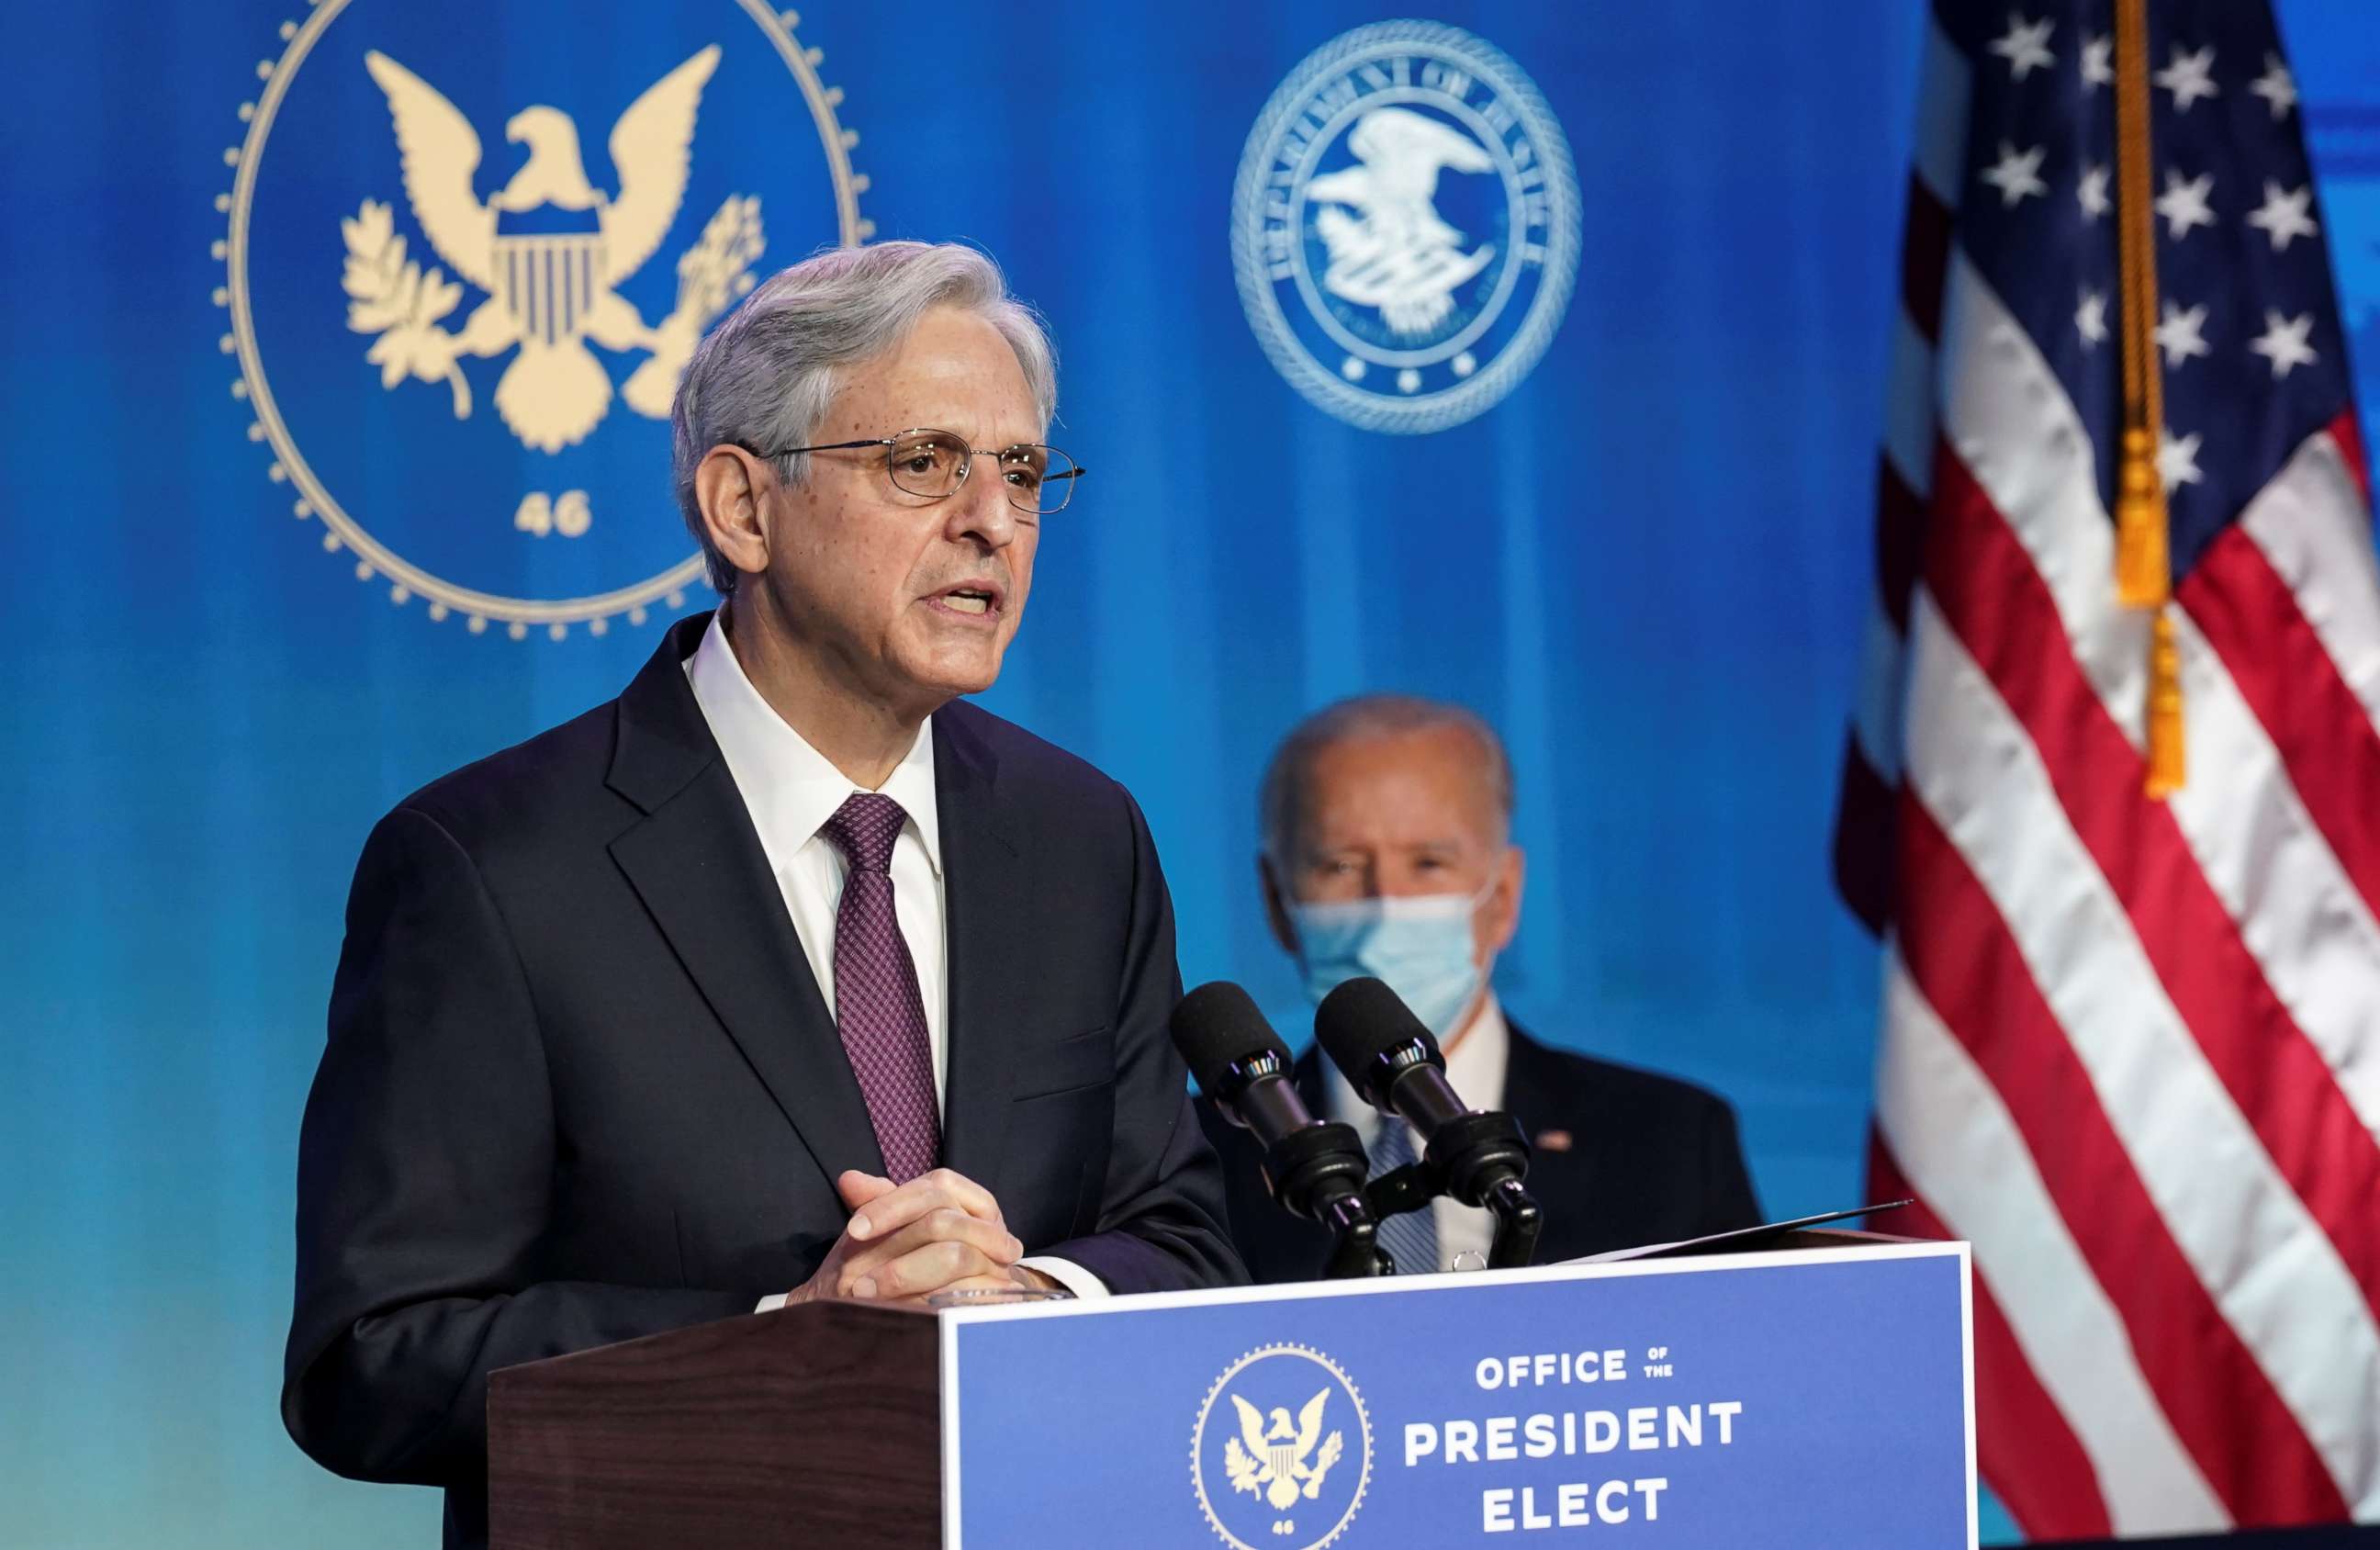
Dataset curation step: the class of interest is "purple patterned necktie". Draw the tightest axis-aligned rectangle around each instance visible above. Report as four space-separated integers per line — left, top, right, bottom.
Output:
819 792 941 1183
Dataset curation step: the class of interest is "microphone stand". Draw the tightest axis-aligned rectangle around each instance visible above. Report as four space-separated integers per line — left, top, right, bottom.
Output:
1362 1111 1544 1271
1258 1123 1394 1278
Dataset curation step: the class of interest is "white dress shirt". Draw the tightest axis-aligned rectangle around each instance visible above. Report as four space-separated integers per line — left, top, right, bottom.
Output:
683 611 1105 1303
1321 992 1512 1273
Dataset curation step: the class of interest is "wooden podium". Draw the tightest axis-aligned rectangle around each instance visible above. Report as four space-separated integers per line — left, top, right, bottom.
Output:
488 1232 1974 1550
489 1298 942 1550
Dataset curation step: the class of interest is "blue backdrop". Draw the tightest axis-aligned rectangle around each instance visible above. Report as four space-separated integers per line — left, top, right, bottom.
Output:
4 3 2376 1544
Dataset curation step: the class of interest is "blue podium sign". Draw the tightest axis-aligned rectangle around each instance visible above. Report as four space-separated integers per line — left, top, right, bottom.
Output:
939 1241 1973 1549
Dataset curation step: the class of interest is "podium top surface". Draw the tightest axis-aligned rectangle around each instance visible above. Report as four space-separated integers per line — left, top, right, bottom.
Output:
935 1228 1960 1330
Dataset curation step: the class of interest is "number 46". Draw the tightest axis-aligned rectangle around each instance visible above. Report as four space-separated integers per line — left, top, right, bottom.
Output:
515 489 591 538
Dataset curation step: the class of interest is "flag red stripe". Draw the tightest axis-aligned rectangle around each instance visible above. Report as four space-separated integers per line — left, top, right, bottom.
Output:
1831 731 1896 935
1894 791 2348 1523
1867 1129 2114 1541
2184 516 2380 931
1926 449 2380 1337
1877 455 1926 635
2331 408 2372 510
1901 173 1952 343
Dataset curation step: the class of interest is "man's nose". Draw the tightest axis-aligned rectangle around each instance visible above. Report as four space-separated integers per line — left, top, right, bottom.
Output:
944 455 1018 549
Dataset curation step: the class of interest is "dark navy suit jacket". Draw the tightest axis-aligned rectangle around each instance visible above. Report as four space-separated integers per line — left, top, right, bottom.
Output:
1198 1020 1761 1282
284 614 1242 1548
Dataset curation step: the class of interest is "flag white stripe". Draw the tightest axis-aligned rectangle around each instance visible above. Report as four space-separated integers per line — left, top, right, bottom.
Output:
2239 430 2380 743
1905 586 2380 1510
1876 944 2228 1536
1942 259 2380 1151
2170 599 2380 1144
1938 253 2148 734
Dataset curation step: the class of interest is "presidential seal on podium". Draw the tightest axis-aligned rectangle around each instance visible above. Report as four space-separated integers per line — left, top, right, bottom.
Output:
1193 1342 1374 1550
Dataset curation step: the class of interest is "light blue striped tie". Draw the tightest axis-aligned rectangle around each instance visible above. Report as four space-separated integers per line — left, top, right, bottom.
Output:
1367 1118 1442 1275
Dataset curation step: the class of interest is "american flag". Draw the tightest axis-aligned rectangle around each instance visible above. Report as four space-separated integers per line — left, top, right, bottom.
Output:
1834 1 2380 1535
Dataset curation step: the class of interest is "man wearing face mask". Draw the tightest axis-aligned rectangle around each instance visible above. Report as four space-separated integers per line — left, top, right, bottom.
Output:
1197 695 1763 1281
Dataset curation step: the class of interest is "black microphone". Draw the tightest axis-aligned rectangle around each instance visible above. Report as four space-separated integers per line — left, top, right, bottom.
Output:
1314 976 1544 1267
1171 982 1389 1275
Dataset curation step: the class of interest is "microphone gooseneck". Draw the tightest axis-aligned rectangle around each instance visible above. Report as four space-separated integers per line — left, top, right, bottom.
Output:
1170 981 1391 1276
1313 975 1544 1269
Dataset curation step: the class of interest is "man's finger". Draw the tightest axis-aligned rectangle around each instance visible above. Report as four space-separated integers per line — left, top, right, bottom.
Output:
838 1207 1021 1286
847 1167 1003 1241
834 1170 899 1212
850 1238 1005 1300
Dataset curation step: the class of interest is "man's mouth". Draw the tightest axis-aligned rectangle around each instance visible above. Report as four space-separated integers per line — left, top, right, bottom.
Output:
926 580 1005 621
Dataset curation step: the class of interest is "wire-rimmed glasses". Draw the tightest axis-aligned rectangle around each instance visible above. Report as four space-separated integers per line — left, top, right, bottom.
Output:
758 427 1085 515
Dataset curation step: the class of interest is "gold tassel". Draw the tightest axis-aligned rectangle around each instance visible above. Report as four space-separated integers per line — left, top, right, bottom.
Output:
2114 427 2169 610
2113 0 2182 795
2146 611 2185 797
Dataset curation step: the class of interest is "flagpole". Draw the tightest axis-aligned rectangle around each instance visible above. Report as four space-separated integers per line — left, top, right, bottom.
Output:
2113 0 2186 796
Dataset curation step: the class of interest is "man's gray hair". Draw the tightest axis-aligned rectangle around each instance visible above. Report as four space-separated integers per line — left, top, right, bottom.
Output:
1259 694 1516 865
668 241 1059 593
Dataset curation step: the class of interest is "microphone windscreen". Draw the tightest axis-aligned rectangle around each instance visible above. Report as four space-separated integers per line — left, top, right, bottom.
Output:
1170 981 1290 1094
1314 975 1440 1083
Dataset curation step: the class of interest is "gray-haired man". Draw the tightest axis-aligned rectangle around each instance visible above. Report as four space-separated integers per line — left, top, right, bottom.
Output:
1199 694 1761 1281
285 242 1242 1548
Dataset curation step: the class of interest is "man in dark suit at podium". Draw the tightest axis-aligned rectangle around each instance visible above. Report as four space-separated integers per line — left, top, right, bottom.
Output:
1200 695 1762 1280
284 241 1241 1549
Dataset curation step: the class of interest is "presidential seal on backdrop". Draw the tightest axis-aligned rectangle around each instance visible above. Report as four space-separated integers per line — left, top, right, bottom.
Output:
1192 1343 1371 1549
1231 21 1581 435
214 1 869 639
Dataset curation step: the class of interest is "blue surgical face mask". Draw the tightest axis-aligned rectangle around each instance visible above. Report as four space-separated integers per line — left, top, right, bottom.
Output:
1287 873 1499 1040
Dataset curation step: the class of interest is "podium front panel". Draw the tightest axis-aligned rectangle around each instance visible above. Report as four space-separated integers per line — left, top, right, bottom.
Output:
939 1241 1973 1549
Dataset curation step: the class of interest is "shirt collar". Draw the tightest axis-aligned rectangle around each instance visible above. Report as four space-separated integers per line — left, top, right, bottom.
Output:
1323 992 1510 1134
683 608 943 877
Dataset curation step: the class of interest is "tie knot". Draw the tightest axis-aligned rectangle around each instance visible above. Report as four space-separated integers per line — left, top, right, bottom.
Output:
822 792 908 875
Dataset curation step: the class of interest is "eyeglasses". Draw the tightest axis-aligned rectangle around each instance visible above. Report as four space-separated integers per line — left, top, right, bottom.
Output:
758 428 1085 516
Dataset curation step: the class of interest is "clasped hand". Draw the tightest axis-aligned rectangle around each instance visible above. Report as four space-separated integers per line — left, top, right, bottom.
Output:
785 1167 1060 1307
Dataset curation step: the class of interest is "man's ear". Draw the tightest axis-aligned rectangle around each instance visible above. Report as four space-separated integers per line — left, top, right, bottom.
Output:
1260 853 1301 958
693 445 775 583
1481 844 1525 958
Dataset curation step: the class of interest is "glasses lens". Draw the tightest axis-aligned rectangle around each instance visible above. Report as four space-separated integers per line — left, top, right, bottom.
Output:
885 430 969 499
1001 444 1078 514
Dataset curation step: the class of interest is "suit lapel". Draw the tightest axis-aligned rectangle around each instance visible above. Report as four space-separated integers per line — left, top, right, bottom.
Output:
932 705 1027 1200
1501 1021 1596 1255
606 616 886 1186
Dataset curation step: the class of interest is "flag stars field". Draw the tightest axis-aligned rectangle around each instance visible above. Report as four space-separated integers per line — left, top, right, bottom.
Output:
1990 16 2057 82
2156 302 2212 368
2250 54 2297 119
2156 171 2217 240
2248 312 2318 380
1984 141 2049 207
2156 45 2221 113
2246 183 2318 253
2078 163 2111 222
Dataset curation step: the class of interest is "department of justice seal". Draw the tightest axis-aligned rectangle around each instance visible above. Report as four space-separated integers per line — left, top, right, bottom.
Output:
214 0 869 639
1230 19 1582 435
1192 1343 1373 1550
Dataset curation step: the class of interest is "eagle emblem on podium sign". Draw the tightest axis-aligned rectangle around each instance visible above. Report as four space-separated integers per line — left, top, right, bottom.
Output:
1225 1390 1345 1514
1194 1344 1370 1550
346 46 761 453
